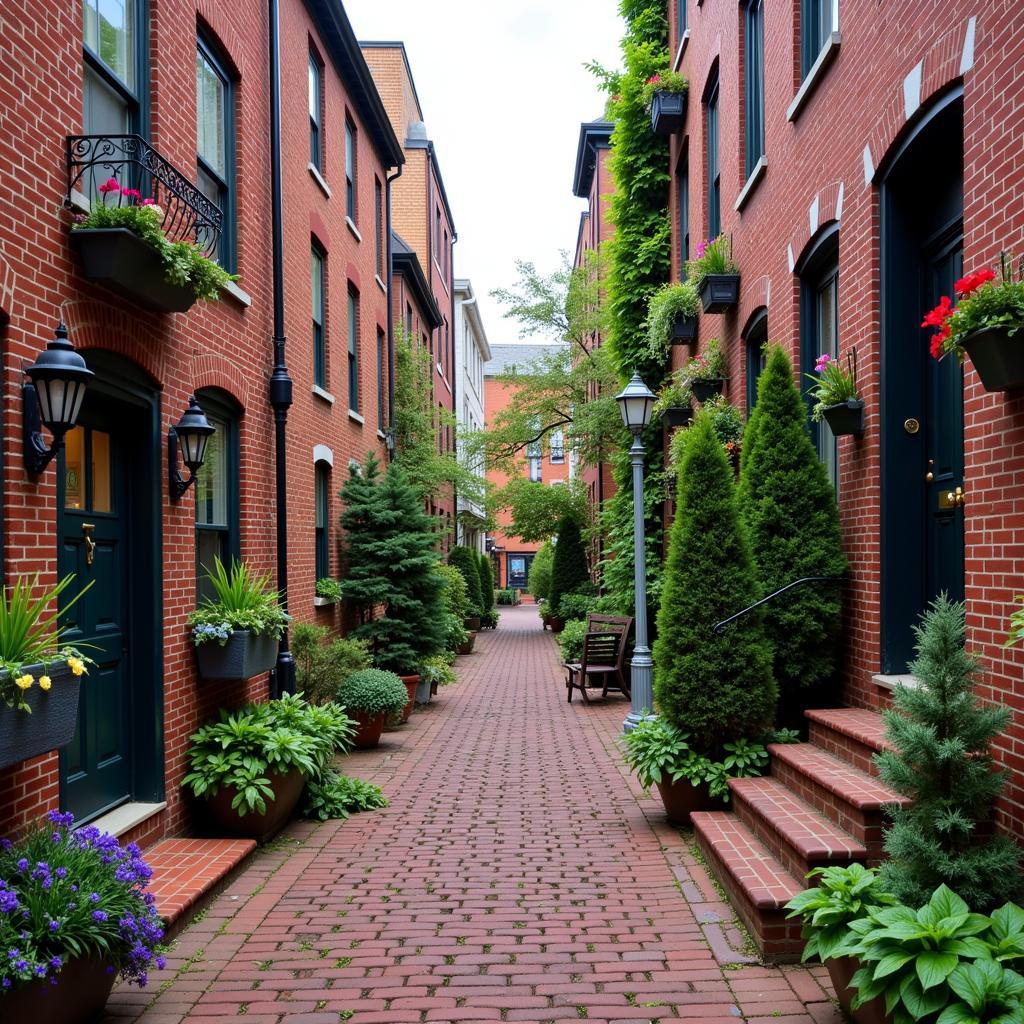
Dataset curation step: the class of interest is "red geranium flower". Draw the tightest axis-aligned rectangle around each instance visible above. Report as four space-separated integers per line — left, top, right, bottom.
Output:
929 323 951 360
98 177 120 194
921 295 953 329
646 75 661 86
954 268 996 296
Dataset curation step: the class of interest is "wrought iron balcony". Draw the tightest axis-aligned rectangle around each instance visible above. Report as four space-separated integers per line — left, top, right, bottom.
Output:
66 134 221 258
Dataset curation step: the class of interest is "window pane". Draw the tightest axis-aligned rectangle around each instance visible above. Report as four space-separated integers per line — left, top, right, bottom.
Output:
64 427 85 510
91 429 111 513
745 0 765 177
83 0 134 89
311 250 323 322
83 65 129 135
197 530 227 601
308 58 319 124
196 50 226 178
195 416 227 528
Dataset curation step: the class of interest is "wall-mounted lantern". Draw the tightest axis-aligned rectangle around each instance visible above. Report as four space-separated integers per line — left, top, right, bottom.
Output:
23 322 94 476
168 395 215 501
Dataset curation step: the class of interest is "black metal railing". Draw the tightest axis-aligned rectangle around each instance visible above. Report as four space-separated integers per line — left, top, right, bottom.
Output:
712 576 845 635
66 134 222 258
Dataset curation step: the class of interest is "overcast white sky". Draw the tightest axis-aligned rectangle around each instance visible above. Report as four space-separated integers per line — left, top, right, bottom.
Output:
344 0 625 348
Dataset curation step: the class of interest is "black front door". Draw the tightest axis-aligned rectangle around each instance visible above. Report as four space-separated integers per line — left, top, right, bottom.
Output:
507 554 533 590
59 402 132 823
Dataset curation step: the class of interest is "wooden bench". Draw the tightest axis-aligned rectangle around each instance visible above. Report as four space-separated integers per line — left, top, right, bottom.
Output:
565 614 633 703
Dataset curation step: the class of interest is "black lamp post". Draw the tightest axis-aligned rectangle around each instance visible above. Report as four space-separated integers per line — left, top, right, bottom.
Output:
23 322 94 476
168 395 216 500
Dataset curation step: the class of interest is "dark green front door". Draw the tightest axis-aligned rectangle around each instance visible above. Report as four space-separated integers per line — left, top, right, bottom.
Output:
58 404 131 823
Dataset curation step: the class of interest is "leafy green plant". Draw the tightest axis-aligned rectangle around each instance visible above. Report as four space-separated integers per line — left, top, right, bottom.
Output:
686 234 739 285
555 592 595 622
449 547 484 618
480 608 499 629
419 654 456 689
557 619 589 663
188 557 288 645
642 69 688 105
651 372 693 420
527 541 555 601
939 958 1024 1024
984 902 1024 965
335 669 409 718
803 350 860 419
315 577 343 602
435 563 470 621
477 550 495 615
644 282 700 361
182 694 353 816
785 863 897 964
495 589 521 606
291 623 370 704
549 517 591 617
443 614 470 652
302 769 387 822
687 337 728 382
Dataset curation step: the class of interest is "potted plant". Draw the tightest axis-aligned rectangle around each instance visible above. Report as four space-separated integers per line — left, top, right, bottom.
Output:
688 235 740 313
314 577 342 607
291 623 370 704
0 810 167 1022
687 338 729 403
70 177 236 313
0 574 93 771
445 614 472 655
449 547 484 631
924 255 1024 391
643 71 689 136
653 374 694 430
183 693 353 841
644 282 700 362
419 653 455 701
188 558 288 681
804 349 864 436
334 668 409 748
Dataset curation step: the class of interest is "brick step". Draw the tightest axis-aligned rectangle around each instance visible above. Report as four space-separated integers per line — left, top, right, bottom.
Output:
805 707 892 776
729 775 868 880
768 743 909 860
692 811 805 963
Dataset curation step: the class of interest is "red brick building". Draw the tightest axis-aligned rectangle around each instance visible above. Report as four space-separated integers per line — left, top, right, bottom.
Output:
0 0 400 845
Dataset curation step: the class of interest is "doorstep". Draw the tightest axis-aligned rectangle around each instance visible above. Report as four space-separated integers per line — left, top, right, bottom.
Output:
144 837 256 931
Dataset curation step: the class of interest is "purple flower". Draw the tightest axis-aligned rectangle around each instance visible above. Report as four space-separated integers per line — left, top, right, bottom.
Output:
814 353 834 373
92 910 108 922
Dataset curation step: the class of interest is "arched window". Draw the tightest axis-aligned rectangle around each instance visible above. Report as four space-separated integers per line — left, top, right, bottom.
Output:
744 309 768 412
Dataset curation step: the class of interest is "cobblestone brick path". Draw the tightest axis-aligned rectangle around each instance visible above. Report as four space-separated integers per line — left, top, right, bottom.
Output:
105 606 842 1024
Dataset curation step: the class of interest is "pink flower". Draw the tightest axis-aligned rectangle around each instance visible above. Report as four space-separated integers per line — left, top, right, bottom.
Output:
141 197 156 206
695 239 708 259
814 353 834 373
98 177 120 194
120 187 142 200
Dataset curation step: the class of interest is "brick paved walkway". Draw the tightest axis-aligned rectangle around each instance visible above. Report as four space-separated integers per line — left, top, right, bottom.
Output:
105 606 842 1024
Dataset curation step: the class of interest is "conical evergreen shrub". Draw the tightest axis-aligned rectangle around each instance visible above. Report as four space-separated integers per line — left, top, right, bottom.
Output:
339 456 445 674
548 516 590 616
653 415 776 752
876 594 1021 910
477 550 495 613
449 546 483 617
738 346 847 718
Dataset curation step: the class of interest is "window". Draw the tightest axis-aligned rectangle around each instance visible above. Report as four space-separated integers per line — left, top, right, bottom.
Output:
347 287 360 412
743 0 765 179
405 302 413 338
83 0 145 139
345 118 357 221
315 462 330 582
195 390 240 601
311 244 326 388
527 421 542 482
744 311 768 412
434 206 441 263
196 38 235 271
376 327 386 432
550 429 565 464
308 51 322 170
705 75 721 238
374 177 384 279
801 0 835 79
443 229 449 282
677 0 687 37
677 161 690 272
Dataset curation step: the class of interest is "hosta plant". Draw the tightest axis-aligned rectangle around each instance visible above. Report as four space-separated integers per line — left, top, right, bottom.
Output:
804 350 860 420
188 557 289 645
302 770 388 822
419 654 456 690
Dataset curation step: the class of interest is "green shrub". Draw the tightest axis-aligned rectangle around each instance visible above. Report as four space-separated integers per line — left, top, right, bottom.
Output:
876 595 1021 911
558 619 588 663
556 593 595 622
303 770 388 821
291 623 371 704
335 668 409 718
442 614 469 652
527 541 554 601
480 608 499 629
477 550 495 613
449 546 484 617
315 577 342 602
653 415 776 752
420 653 456 689
495 588 520 606
435 563 470 621
643 282 699 362
548 517 590 617
738 345 847 718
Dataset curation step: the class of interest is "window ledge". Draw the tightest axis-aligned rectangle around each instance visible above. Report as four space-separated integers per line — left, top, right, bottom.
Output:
313 595 339 608
308 163 331 198
375 274 387 294
377 429 386 440
734 156 768 212
348 409 364 424
312 385 335 405
787 32 842 123
872 673 921 692
673 29 690 71
346 217 362 242
70 187 91 214
221 280 252 307
84 802 166 839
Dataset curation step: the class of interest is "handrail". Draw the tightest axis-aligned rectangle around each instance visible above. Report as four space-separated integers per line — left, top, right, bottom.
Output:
712 576 845 635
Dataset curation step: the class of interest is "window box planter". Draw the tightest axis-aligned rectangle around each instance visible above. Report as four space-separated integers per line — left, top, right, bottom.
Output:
662 405 693 429
194 630 278 681
69 227 196 313
313 595 339 608
1 955 115 1024
821 399 865 436
201 767 305 843
398 674 420 723
655 778 714 825
349 709 386 750
650 90 687 136
691 377 727 403
671 315 697 344
698 273 740 313
961 325 1024 391
0 663 79 771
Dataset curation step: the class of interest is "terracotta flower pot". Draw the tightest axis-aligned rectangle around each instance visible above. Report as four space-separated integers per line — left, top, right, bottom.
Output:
349 709 386 750
464 616 482 632
398 674 420 723
456 633 476 656
0 955 115 1024
655 778 714 825
826 956 891 1024
203 767 305 843
549 616 566 634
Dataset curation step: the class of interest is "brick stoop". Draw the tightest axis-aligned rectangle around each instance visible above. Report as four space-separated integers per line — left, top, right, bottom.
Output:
806 707 893 776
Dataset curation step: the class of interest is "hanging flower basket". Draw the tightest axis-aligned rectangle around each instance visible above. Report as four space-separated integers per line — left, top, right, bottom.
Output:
0 663 80 771
650 90 687 135
194 630 278 681
691 377 727 403
961 326 1024 392
671 315 697 344
821 399 865 436
662 405 694 429
698 274 740 313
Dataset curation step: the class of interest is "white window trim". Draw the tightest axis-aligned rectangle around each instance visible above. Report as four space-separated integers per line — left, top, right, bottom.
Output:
308 163 331 198
673 29 690 71
312 444 334 467
734 156 768 212
375 274 387 294
346 216 362 242
348 408 365 424
312 384 335 405
787 31 842 123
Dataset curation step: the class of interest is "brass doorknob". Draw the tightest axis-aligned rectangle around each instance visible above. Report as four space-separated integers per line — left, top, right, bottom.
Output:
945 487 966 508
82 523 96 567
925 459 934 482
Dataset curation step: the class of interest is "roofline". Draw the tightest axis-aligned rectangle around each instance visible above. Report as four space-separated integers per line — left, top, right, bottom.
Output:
572 120 613 198
574 210 590 266
358 40 424 122
305 1 404 168
454 279 492 361
393 238 443 330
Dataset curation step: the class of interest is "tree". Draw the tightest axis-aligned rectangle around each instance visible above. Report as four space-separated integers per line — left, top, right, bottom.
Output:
476 550 494 614
339 455 445 674
548 516 591 616
489 477 589 544
449 546 483 618
876 595 1021 910
653 415 776 752
527 541 554 602
737 346 847 720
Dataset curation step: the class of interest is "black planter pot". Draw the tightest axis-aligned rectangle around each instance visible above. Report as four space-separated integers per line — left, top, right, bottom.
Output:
194 630 279 681
650 90 686 136
691 378 727 403
698 273 740 313
0 955 116 1024
670 315 697 344
821 399 865 436
662 405 693 429
962 325 1024 391
0 664 80 770
70 227 196 313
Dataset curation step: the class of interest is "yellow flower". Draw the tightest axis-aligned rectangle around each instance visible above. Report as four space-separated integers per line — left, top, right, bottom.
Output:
14 674 34 690
67 657 85 677
38 676 52 691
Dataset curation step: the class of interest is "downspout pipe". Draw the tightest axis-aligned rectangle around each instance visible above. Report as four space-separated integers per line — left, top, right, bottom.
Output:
386 163 402 449
268 0 295 697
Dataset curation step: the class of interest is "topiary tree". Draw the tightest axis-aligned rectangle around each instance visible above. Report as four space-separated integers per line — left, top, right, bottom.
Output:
449 546 483 618
653 415 776 752
548 515 591 617
527 541 554 602
339 456 445 674
738 345 847 721
876 594 1021 911
477 550 494 614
